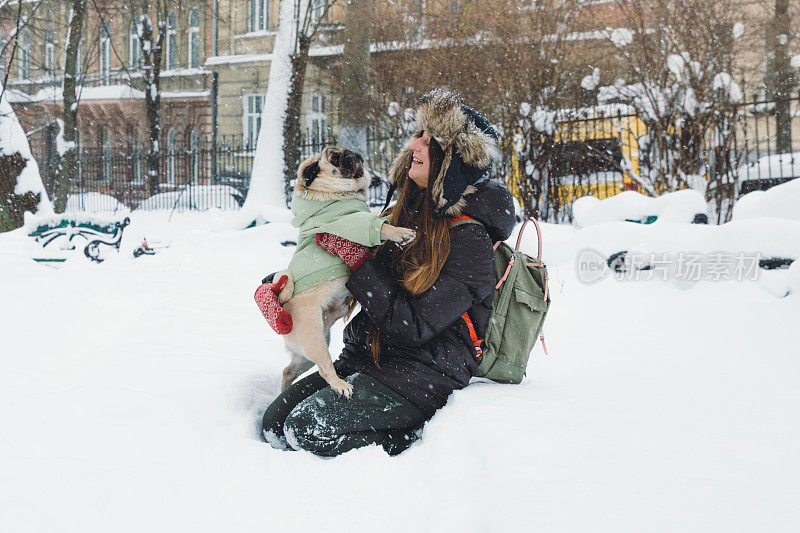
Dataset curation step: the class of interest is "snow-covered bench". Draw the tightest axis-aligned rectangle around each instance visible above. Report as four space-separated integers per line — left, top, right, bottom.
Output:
29 216 130 264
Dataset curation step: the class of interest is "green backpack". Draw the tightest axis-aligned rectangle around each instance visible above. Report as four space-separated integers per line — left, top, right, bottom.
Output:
451 217 551 384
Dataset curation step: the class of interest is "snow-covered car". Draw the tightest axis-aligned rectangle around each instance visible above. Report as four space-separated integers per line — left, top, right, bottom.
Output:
135 185 245 211
564 183 800 281
66 192 128 213
732 174 800 223
571 189 709 228
736 152 799 195
217 170 251 198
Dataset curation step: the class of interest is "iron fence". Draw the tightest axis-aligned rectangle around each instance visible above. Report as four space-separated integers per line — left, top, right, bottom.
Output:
732 96 800 194
41 134 395 212
503 94 800 222
26 94 800 216
66 142 246 212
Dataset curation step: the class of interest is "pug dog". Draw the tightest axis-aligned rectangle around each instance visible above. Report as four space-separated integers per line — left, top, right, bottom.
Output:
269 147 415 398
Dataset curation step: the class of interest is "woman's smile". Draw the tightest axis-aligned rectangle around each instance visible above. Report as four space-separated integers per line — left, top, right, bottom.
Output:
408 132 432 187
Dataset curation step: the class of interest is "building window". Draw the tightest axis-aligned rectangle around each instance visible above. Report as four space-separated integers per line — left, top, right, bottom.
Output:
166 11 177 70
102 127 113 181
45 30 55 75
0 35 7 82
126 124 143 184
99 25 111 85
188 7 200 68
249 0 269 32
166 128 177 186
19 30 30 80
243 94 265 149
310 0 326 21
189 129 200 182
306 93 327 154
129 20 141 68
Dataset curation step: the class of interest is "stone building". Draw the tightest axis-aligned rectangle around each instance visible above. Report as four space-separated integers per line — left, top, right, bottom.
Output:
1 0 216 192
0 1 414 194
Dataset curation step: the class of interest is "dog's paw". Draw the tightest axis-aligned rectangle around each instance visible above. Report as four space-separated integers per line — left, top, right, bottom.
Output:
330 378 354 400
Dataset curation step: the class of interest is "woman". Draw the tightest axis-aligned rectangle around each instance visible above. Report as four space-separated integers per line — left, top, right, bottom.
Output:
262 88 516 457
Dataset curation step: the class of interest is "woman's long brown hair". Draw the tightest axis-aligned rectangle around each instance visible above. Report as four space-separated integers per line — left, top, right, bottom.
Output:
368 139 451 366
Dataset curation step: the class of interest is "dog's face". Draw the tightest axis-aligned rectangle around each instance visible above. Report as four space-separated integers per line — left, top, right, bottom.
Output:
295 147 369 198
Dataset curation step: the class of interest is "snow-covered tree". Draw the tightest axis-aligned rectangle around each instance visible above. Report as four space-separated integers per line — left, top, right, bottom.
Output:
132 3 167 196
366 0 584 220
599 0 747 215
765 0 797 154
0 1 51 230
480 0 583 221
244 0 337 212
337 0 372 156
0 81 52 231
52 0 87 213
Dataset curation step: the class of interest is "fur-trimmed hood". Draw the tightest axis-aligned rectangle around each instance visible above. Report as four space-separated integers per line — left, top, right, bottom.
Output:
389 88 502 217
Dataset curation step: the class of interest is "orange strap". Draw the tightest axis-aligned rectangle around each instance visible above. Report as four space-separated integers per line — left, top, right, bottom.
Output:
461 311 483 357
450 215 486 357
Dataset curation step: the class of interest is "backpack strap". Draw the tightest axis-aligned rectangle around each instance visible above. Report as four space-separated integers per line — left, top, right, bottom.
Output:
449 215 498 245
461 311 483 358
516 218 543 261
449 215 486 359
448 214 482 228
516 218 548 302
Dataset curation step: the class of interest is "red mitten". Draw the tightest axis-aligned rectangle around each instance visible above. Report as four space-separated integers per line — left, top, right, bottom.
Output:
254 274 293 335
315 232 373 271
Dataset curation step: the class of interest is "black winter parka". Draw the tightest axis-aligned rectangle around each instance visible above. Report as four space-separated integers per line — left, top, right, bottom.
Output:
335 180 516 418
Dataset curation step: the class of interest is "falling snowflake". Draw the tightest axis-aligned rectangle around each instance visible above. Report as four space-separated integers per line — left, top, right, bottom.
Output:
610 28 633 47
525 160 534 176
581 68 600 91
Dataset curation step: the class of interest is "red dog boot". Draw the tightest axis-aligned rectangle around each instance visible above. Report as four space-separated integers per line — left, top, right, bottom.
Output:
254 274 293 335
315 233 373 271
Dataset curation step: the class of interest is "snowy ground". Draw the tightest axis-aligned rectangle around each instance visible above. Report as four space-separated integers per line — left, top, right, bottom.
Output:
1 208 799 532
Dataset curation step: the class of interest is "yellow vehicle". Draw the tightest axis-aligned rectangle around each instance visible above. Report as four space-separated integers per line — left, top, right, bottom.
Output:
507 106 647 206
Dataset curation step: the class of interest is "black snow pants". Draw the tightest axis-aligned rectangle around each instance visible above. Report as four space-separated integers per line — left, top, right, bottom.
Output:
262 372 427 457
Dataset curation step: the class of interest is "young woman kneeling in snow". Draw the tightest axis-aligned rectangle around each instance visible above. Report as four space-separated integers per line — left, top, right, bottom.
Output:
262 88 515 456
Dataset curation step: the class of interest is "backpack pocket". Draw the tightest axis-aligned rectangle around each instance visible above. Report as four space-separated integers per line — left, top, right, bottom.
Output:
514 287 546 312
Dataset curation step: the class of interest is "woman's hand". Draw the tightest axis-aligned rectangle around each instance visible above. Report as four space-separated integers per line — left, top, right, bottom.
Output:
315 232 374 271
